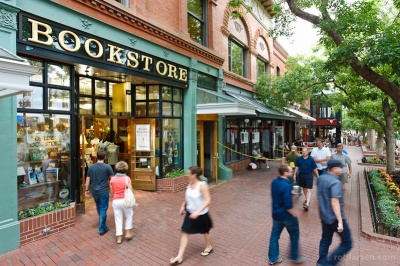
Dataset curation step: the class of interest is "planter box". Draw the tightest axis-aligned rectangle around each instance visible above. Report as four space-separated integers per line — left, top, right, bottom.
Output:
19 202 75 246
156 175 188 193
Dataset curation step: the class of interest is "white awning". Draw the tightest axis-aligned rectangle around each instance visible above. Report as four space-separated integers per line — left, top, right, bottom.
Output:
196 103 257 115
287 108 316 122
196 88 257 115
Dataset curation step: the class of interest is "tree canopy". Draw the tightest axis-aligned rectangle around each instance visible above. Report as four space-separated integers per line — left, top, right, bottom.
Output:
229 0 400 111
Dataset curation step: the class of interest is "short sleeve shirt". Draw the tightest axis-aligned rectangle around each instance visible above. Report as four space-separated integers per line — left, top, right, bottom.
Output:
295 156 317 174
317 172 346 224
311 147 332 170
87 162 114 195
331 153 352 173
286 153 299 168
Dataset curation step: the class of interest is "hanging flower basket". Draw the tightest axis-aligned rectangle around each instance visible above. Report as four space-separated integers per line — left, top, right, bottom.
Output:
231 125 238 133
258 126 264 133
246 126 253 133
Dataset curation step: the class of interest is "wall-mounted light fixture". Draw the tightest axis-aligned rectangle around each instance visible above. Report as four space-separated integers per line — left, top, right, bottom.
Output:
244 118 249 124
267 120 271 124
257 119 261 124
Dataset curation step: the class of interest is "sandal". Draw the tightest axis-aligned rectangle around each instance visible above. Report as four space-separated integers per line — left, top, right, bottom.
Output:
201 248 213 256
169 257 183 265
116 235 123 244
303 204 309 211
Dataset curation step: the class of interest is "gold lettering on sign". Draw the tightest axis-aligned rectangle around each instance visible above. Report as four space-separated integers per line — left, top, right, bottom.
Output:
179 68 188 82
84 38 103 58
26 18 188 84
141 55 153 71
168 64 178 79
127 51 139 68
28 19 53 46
107 44 124 65
155 61 167 76
58 30 80 52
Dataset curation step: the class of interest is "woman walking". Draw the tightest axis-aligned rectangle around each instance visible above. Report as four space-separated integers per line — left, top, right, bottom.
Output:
169 166 213 265
109 161 134 244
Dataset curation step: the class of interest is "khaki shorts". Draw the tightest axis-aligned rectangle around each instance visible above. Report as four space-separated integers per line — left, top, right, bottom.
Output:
340 173 348 183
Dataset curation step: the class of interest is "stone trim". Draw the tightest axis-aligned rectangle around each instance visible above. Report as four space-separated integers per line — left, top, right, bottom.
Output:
72 0 224 65
0 7 17 30
223 70 255 87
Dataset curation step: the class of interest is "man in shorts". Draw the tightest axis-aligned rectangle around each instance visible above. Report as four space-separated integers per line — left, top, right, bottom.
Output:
294 147 319 211
331 143 352 190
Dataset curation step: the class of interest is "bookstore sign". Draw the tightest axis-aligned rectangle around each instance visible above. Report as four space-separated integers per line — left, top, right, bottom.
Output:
22 17 188 84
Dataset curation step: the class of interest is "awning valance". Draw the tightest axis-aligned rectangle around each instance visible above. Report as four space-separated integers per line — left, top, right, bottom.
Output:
287 108 316 122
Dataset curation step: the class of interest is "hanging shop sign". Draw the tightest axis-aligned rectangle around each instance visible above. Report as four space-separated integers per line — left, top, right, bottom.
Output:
21 17 188 84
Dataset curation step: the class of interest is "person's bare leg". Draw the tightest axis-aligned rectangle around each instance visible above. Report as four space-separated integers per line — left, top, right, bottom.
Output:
302 188 308 204
203 232 212 250
170 233 188 263
305 188 312 206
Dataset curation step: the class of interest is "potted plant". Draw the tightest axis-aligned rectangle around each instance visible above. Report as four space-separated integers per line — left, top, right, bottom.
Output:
246 125 253 133
231 125 238 133
258 126 264 132
157 168 188 193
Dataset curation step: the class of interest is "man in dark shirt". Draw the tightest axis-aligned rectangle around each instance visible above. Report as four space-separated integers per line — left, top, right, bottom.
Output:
85 150 114 236
294 147 319 211
268 165 306 265
317 159 353 265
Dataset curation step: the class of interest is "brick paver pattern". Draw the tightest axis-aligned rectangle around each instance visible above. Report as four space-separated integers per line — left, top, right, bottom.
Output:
0 145 399 265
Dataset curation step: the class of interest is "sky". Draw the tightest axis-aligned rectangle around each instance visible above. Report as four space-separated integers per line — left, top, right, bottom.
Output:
278 16 320 56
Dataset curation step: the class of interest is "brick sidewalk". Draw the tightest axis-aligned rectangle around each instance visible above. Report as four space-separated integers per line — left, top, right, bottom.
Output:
0 145 399 265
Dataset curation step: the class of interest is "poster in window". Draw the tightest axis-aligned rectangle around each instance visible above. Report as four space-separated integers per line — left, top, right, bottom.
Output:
136 124 150 151
240 131 249 144
252 132 260 143
117 119 128 136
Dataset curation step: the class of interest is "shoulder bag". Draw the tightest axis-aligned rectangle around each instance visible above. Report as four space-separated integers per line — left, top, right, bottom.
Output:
124 176 136 208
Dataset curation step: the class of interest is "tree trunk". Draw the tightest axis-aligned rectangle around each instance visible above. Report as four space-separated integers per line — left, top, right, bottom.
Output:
376 133 384 157
382 99 396 173
367 129 376 151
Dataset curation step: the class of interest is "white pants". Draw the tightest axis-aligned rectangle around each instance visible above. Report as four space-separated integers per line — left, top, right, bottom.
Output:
112 198 133 236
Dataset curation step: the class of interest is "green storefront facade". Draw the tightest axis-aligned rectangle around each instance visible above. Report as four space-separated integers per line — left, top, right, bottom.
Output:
0 0 234 254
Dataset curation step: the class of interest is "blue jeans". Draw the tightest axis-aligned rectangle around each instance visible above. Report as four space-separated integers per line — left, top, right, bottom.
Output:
317 220 353 266
268 216 300 262
92 192 109 233
318 168 327 176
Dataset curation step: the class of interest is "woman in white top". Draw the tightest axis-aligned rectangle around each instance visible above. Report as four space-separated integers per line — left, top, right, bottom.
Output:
169 166 213 265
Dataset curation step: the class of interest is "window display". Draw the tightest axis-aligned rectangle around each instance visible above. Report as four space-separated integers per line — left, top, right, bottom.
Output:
17 113 71 211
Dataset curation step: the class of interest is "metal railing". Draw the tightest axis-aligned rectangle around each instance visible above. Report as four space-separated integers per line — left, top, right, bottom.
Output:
364 168 399 238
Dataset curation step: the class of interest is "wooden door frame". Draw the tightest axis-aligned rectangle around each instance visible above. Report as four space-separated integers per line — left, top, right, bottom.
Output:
130 118 156 191
196 114 218 183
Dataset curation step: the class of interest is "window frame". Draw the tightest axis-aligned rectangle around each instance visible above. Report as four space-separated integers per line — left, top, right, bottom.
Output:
187 0 208 46
228 38 246 77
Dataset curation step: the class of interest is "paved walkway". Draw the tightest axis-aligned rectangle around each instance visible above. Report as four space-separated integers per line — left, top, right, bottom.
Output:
1 145 399 265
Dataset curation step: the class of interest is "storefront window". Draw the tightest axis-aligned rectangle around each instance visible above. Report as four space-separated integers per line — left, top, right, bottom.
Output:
17 113 71 211
28 59 43 83
95 80 107 97
173 103 182 116
162 86 172 100
149 85 159 100
163 102 172 116
16 86 43 109
79 97 92 114
47 63 71 87
161 118 182 177
48 88 70 111
95 99 107 115
80 77 92 95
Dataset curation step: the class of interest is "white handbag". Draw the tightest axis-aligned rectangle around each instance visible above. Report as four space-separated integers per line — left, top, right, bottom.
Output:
124 176 136 208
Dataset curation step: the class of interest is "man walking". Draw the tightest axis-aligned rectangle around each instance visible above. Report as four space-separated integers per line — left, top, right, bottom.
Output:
317 160 353 266
268 165 306 265
294 147 319 211
85 150 114 236
311 139 331 176
331 143 352 190
285 145 299 193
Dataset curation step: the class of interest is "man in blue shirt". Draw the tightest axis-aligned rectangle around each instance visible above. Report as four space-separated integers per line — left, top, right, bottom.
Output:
317 159 353 266
268 165 306 265
85 150 114 236
294 147 319 211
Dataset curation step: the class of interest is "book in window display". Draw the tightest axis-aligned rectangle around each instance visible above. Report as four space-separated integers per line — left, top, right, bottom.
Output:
46 167 58 182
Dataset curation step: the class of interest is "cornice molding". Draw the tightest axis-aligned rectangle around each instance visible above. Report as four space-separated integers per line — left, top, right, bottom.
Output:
72 0 224 65
223 70 255 87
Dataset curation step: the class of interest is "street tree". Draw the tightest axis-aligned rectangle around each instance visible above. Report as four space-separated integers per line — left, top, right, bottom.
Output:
228 0 400 112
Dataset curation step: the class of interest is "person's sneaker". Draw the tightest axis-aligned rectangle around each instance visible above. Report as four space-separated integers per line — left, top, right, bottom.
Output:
268 257 282 265
266 166 270 170
291 257 307 264
100 227 109 236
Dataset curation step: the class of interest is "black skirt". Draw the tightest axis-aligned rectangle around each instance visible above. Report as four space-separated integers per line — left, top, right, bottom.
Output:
181 211 213 234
